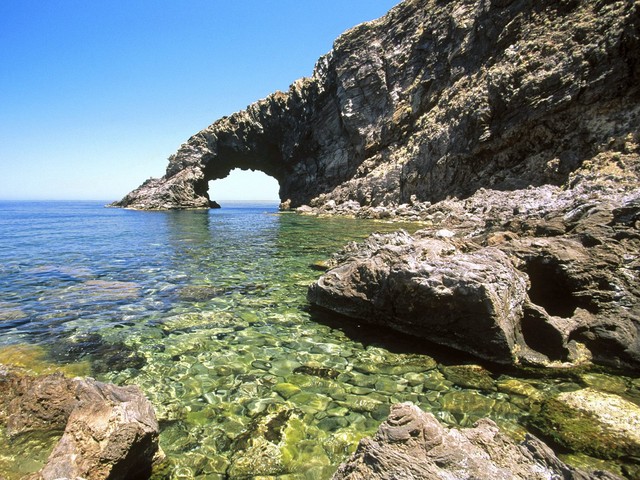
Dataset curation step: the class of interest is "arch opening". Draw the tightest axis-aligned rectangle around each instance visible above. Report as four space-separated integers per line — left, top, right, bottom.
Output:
208 168 281 206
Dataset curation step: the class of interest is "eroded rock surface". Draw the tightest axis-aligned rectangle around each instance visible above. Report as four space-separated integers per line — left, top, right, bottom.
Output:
308 163 640 368
0 366 161 480
332 402 621 480
112 0 639 210
308 232 532 364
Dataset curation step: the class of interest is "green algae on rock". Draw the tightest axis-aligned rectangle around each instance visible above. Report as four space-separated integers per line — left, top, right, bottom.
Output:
439 364 496 392
531 388 640 460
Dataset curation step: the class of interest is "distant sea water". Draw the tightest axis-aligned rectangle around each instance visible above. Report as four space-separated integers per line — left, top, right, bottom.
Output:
0 201 632 478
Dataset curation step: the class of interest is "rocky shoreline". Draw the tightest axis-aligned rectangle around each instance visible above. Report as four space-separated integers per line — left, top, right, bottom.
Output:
306 150 640 371
4 363 640 479
332 402 625 480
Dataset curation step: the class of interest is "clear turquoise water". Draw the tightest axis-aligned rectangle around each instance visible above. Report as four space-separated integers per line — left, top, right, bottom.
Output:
0 201 637 479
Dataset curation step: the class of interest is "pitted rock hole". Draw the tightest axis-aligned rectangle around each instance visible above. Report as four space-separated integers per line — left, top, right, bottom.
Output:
524 258 580 318
521 306 568 361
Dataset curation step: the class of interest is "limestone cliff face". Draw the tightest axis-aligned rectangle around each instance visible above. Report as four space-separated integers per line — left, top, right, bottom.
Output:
112 0 640 209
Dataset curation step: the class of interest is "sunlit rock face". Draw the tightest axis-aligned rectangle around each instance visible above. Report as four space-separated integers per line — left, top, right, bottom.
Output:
111 0 640 210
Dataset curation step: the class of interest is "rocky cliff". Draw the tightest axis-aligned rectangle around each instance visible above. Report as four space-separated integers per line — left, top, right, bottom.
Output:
111 0 639 210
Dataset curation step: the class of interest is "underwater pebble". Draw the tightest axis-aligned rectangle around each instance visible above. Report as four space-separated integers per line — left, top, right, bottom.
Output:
327 406 349 417
273 383 302 400
268 358 302 377
403 372 427 386
251 360 272 371
346 412 367 430
422 369 452 392
340 371 379 388
440 390 497 417
349 386 374 395
440 364 495 391
374 376 407 393
317 416 350 432
496 377 546 403
289 392 332 414
340 394 384 413
579 372 628 394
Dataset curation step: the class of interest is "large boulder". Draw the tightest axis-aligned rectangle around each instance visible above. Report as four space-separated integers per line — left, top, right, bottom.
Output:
308 232 531 364
332 402 621 480
0 367 162 480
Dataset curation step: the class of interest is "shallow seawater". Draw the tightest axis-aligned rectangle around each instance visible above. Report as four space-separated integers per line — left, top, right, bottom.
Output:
0 201 638 479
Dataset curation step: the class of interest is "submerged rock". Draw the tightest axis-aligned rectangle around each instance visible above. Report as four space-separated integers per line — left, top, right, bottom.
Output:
332 402 622 480
0 302 28 323
177 285 224 302
228 405 294 477
0 366 162 480
440 364 495 392
293 364 340 379
531 388 640 460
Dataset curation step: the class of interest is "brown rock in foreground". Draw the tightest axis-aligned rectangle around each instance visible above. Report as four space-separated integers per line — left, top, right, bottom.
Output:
332 402 621 480
0 366 162 480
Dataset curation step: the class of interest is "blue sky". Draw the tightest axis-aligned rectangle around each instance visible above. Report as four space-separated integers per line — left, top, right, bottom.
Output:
0 1 398 201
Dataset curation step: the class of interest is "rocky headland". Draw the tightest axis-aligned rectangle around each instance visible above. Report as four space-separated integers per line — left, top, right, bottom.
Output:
112 0 638 212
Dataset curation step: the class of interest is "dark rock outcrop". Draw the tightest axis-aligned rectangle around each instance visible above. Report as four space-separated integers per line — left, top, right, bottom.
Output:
112 0 639 210
0 366 162 480
332 402 621 480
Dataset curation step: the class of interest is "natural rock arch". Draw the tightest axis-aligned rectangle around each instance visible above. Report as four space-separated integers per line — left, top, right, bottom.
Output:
112 0 640 210
110 80 352 210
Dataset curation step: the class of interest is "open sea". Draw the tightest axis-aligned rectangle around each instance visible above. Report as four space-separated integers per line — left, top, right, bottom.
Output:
0 201 636 478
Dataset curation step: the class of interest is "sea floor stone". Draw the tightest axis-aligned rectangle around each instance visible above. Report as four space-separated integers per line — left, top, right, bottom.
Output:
440 364 495 391
0 303 28 323
531 388 640 460
579 373 629 394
